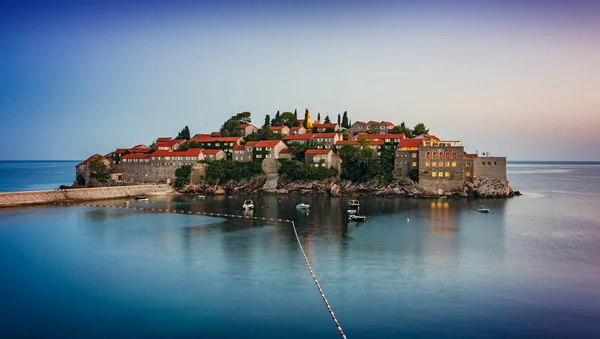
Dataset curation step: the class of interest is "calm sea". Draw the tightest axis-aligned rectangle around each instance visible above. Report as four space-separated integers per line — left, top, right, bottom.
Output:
1 161 600 338
0 161 78 191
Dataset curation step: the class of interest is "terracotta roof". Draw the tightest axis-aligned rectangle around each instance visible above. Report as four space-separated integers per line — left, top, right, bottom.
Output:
76 154 103 167
114 148 127 154
306 149 332 155
150 150 175 157
368 120 380 125
193 134 211 138
398 139 423 148
270 126 288 131
189 137 242 143
353 121 366 125
122 153 150 159
315 123 338 129
335 140 384 146
239 124 254 128
176 148 203 156
211 132 221 136
244 141 258 146
382 121 395 127
154 139 185 148
232 145 245 151
298 119 305 124
313 133 340 138
283 134 313 141
156 137 173 142
290 126 304 131
202 149 223 155
279 148 291 154
255 140 282 147
413 134 440 141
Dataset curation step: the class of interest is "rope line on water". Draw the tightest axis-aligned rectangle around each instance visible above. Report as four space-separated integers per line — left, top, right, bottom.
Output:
53 202 347 338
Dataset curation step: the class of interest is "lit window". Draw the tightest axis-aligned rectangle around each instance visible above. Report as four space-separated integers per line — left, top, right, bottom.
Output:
445 152 450 158
433 153 437 158
452 152 457 158
432 161 437 167
426 152 431 158
432 172 437 177
439 152 444 159
412 161 417 167
256 154 262 158
445 162 450 167
425 162 430 167
452 162 456 167
412 153 416 158
439 172 444 177
466 171 471 177
445 172 450 177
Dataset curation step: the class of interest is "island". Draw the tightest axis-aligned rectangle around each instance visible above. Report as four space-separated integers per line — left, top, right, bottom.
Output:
75 110 515 198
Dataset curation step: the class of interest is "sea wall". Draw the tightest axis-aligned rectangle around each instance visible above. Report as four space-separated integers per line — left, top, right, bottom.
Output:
0 184 173 208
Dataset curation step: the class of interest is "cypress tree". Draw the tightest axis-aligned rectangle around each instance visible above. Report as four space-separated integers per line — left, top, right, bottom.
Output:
294 109 298 121
317 113 321 123
324 115 331 124
342 111 349 128
303 109 309 129
264 114 271 128
337 114 341 126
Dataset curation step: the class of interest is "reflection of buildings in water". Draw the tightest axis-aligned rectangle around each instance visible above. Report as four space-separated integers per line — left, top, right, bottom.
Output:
428 201 458 235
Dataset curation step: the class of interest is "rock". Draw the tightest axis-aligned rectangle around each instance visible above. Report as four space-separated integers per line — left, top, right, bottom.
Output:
514 191 522 196
329 183 341 196
469 177 515 198
59 185 72 190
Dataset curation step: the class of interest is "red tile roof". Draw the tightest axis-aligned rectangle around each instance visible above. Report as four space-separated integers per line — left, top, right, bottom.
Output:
382 121 395 127
306 149 332 155
114 148 127 154
239 124 255 129
176 148 203 156
335 140 384 146
76 154 103 167
122 153 150 159
193 134 211 138
202 149 223 155
244 141 258 146
150 150 174 157
357 133 405 140
368 120 380 125
298 119 305 124
413 134 440 141
354 121 366 125
232 145 245 151
315 123 338 129
283 134 313 141
270 126 288 131
189 137 242 143
290 126 304 131
156 137 173 142
398 139 423 148
154 139 185 148
255 140 282 147
279 148 290 154
211 132 221 137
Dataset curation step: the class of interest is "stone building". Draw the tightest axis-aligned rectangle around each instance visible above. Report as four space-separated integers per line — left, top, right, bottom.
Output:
188 136 243 158
418 140 465 193
394 138 422 178
473 155 507 183
334 139 384 157
202 149 226 161
311 133 343 149
238 124 258 137
289 126 307 135
283 134 313 145
253 140 288 160
314 123 340 133
76 154 110 187
270 125 290 136
151 139 186 151
349 121 368 134
305 149 341 171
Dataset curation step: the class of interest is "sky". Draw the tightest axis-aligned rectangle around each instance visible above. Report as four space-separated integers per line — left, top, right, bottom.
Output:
1 0 599 161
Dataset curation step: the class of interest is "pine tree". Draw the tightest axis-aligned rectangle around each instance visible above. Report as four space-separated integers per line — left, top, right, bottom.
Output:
303 109 309 129
271 110 281 126
294 109 298 121
337 114 341 126
324 115 331 124
264 114 271 128
342 111 349 128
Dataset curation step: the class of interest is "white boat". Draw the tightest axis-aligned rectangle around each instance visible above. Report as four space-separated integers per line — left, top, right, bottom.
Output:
349 199 360 208
242 199 254 210
135 195 149 201
347 209 358 215
477 205 490 213
296 203 310 209
198 195 205 199
349 215 366 222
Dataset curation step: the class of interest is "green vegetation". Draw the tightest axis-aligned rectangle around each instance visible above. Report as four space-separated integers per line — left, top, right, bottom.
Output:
174 164 192 189
89 158 111 183
205 160 262 185
409 168 419 182
324 115 331 124
337 142 391 184
279 160 338 181
341 111 349 128
412 123 429 136
286 142 310 161
176 126 191 140
220 112 252 137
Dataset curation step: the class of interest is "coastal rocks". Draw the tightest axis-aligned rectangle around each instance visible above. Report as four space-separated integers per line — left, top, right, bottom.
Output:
261 159 280 174
329 183 341 196
262 173 280 193
467 177 514 198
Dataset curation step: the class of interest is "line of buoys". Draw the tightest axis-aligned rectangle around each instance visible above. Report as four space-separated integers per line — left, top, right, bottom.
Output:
53 202 347 337
291 221 347 339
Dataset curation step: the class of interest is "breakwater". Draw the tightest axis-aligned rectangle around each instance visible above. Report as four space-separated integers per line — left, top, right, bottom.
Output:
0 184 173 208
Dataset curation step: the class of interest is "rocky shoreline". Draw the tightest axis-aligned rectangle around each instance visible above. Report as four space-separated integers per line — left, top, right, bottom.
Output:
180 174 517 198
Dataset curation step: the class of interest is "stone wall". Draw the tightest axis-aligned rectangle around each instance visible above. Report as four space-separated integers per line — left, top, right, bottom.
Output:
418 146 465 193
0 184 173 208
113 163 181 184
473 157 507 183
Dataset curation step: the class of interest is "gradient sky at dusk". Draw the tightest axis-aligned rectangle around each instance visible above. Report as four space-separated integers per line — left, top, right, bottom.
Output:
1 0 599 161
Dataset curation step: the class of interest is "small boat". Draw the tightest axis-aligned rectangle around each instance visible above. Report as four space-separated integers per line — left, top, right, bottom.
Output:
296 203 310 209
135 195 149 201
124 201 130 205
242 199 254 210
349 199 360 208
349 215 366 222
198 195 205 199
477 205 490 213
347 209 358 215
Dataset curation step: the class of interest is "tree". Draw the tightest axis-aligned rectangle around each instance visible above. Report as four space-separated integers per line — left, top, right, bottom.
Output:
294 109 298 121
89 158 111 183
399 122 413 138
324 115 331 124
317 113 321 123
409 168 419 182
287 142 310 161
271 111 282 126
280 111 298 127
341 111 349 128
412 123 429 136
337 114 341 126
220 112 252 136
176 126 191 140
303 109 309 129
264 114 271 128
174 164 192 189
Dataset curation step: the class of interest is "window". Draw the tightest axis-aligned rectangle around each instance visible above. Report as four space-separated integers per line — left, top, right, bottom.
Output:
452 162 456 167
215 143 220 146
466 161 470 166
432 161 437 167
425 162 430 167
439 152 444 159
494 161 497 166
412 161 417 167
482 161 485 165
426 152 431 159
266 154 272 158
256 154 262 158
445 162 450 167
266 147 272 150
257 147 262 151
412 153 417 158
439 172 444 177
452 152 457 158
433 152 437 158
432 172 437 177
446 152 450 159
445 172 450 177
466 171 471 177
488 162 491 165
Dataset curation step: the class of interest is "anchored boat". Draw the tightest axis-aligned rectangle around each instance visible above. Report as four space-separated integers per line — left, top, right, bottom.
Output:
348 199 360 209
135 195 149 201
349 214 367 222
242 199 254 210
477 205 490 213
296 203 310 209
